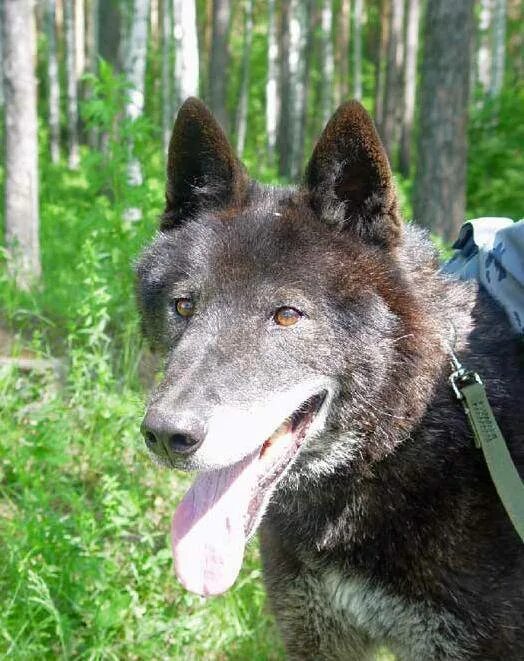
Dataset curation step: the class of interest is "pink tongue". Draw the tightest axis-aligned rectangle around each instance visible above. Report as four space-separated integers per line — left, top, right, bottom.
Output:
171 451 260 596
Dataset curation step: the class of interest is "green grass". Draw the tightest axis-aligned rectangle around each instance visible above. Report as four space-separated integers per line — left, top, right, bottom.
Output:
0 367 284 659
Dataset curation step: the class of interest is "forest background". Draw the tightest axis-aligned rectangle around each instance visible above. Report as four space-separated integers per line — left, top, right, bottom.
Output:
0 0 523 658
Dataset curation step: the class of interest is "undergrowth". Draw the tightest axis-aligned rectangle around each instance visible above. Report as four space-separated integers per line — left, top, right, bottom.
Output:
0 366 283 659
0 65 285 660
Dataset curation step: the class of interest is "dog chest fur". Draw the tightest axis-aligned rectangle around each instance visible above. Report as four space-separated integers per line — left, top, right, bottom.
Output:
319 569 469 660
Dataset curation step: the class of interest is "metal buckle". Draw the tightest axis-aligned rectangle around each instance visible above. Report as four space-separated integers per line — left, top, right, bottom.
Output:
449 367 482 400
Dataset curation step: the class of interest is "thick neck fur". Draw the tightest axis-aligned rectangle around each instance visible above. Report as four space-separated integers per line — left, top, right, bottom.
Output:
266 226 523 575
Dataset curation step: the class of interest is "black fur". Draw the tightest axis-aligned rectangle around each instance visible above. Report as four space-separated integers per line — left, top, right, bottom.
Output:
137 98 524 660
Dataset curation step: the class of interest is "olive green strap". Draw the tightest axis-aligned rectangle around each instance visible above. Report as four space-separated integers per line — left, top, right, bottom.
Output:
450 368 524 542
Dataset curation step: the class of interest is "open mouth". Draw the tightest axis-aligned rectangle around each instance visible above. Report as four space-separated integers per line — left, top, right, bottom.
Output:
245 391 327 538
170 389 329 597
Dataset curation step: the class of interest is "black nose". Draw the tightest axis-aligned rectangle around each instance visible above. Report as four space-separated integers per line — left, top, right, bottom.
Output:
141 408 204 460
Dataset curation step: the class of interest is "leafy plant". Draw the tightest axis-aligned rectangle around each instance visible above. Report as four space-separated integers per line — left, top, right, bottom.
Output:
467 89 524 220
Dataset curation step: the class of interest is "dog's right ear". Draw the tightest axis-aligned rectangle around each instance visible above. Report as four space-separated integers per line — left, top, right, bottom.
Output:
161 98 248 230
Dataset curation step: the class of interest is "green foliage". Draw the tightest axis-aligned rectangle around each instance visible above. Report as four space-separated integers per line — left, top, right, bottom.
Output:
0 56 288 658
0 367 283 659
467 89 524 220
81 60 158 208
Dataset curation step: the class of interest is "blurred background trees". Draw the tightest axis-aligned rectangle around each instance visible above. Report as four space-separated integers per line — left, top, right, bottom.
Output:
1 0 523 286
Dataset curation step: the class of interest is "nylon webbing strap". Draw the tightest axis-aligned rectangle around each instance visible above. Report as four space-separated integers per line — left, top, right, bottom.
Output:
458 378 524 542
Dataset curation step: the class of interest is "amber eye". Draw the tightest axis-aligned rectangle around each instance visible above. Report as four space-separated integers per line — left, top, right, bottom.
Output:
274 306 302 327
174 298 194 318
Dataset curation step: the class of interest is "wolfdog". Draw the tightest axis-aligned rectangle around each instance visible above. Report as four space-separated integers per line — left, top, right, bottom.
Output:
136 98 523 659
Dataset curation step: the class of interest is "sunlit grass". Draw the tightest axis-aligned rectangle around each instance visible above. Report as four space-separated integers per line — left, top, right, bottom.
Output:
0 366 284 659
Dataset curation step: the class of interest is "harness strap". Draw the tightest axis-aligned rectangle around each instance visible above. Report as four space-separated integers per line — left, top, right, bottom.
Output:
450 366 524 542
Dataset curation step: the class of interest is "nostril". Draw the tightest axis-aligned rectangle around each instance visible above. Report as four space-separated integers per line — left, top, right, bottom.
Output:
144 431 157 446
168 432 200 453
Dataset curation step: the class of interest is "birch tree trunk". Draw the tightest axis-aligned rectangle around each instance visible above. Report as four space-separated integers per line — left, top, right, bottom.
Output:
490 0 507 96
477 0 493 94
3 0 41 288
74 0 85 80
374 0 390 134
209 0 232 130
236 0 253 156
162 0 173 156
266 0 279 159
278 0 310 180
413 0 475 240
150 0 160 49
46 0 61 163
173 0 199 109
353 0 363 100
124 0 150 172
335 0 351 105
381 0 405 160
320 0 334 124
123 0 150 221
399 0 420 176
64 0 80 169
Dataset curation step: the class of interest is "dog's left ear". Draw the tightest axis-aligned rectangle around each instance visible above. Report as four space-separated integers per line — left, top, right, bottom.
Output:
305 101 401 248
161 97 248 230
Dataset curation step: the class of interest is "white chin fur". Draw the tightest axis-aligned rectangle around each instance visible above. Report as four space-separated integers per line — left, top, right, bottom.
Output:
192 379 336 471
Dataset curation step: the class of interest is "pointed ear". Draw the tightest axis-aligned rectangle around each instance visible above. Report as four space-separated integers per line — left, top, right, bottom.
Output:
305 101 402 248
161 97 248 230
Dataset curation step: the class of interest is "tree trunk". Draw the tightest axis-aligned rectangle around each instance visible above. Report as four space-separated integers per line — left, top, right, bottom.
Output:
277 0 291 176
124 0 150 127
374 0 390 134
99 0 122 70
320 0 335 124
477 0 493 94
3 0 41 288
490 0 507 96
278 0 311 180
46 0 61 163
85 0 99 81
297 0 315 174
399 0 420 176
236 0 253 156
162 0 173 156
173 0 199 109
266 0 279 159
64 0 80 169
201 0 213 95
209 0 232 130
123 0 150 221
335 0 351 105
74 0 85 80
85 0 99 148
150 0 160 49
381 0 405 160
0 3 4 108
413 0 475 240
353 0 363 100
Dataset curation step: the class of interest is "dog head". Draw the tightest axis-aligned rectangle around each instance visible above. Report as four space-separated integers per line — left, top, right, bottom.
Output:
136 98 435 596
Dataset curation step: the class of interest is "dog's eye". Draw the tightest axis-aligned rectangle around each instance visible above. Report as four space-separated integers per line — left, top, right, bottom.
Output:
274 306 302 327
174 298 195 318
